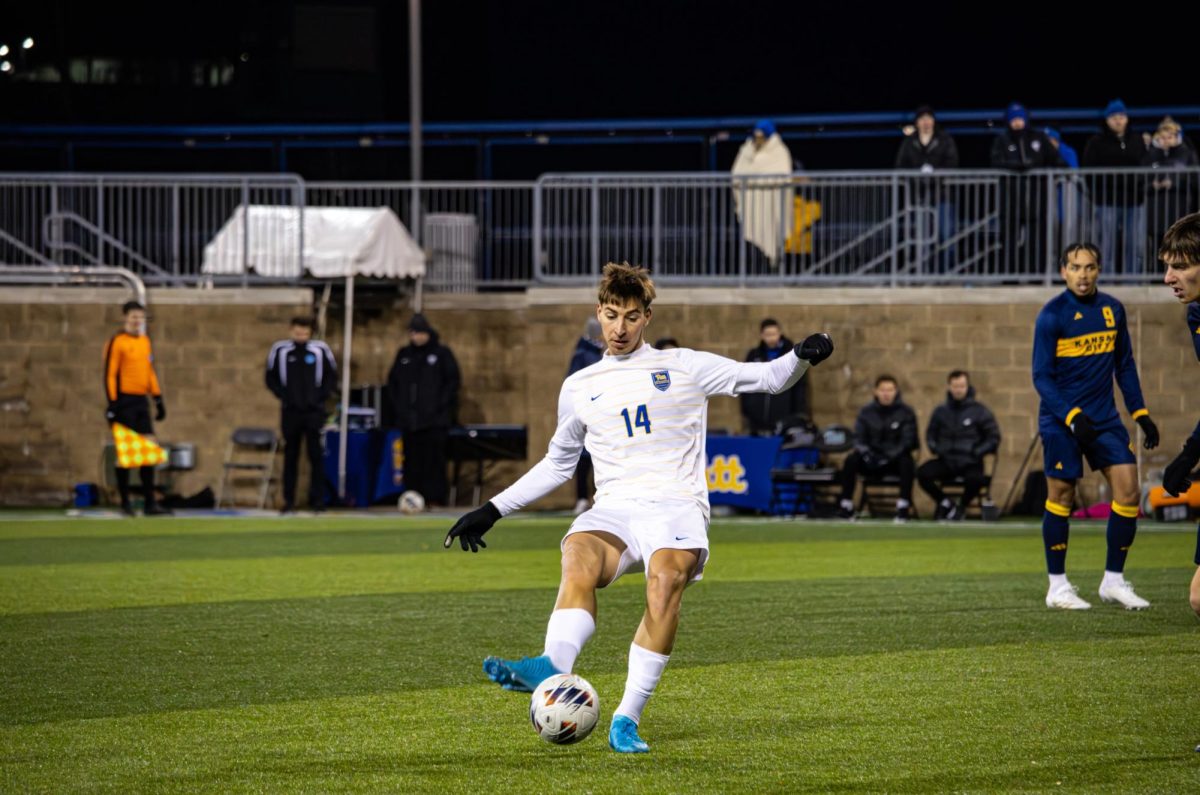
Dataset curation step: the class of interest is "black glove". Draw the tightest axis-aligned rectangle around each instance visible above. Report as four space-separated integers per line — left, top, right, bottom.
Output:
154 396 166 422
1162 437 1200 498
444 501 501 553
1135 414 1159 450
795 333 834 366
105 402 118 422
1069 412 1098 447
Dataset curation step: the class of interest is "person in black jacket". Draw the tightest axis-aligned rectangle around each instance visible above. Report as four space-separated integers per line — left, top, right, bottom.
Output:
740 318 810 434
387 313 461 507
1144 116 1200 254
896 105 960 273
838 375 919 521
265 316 339 513
895 105 959 171
990 102 1064 274
1083 99 1149 274
917 370 1001 520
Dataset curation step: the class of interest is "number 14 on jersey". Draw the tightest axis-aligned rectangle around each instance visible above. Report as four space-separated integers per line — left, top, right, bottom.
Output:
620 404 652 437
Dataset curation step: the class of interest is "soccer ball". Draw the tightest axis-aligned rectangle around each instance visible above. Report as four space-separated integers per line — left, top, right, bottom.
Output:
397 490 426 514
529 673 600 745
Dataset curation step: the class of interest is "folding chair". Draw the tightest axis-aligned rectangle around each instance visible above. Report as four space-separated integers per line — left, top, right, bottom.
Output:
216 427 278 509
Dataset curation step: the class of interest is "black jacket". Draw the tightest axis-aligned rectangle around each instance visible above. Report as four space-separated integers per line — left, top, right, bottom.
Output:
265 339 338 413
854 397 918 463
1144 142 1200 203
740 338 810 433
925 387 1001 468
1083 126 1148 206
990 128 1063 171
895 128 960 170
387 330 461 432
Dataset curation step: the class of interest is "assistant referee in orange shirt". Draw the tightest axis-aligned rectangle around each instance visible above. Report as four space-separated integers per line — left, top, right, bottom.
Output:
103 301 170 516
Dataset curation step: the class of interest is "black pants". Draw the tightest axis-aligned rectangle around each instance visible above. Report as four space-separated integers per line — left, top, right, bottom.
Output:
839 451 914 502
917 458 987 506
404 426 449 506
282 408 325 509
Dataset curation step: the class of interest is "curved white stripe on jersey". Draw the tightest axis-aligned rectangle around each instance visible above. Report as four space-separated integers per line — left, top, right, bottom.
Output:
490 342 808 518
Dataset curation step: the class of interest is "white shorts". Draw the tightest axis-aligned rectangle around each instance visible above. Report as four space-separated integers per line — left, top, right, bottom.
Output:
563 497 710 585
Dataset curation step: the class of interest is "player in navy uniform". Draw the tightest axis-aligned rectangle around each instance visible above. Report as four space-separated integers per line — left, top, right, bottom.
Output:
1032 243 1160 610
1158 212 1200 617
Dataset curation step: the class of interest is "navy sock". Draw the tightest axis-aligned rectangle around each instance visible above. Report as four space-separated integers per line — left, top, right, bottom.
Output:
1105 502 1138 573
1042 501 1071 575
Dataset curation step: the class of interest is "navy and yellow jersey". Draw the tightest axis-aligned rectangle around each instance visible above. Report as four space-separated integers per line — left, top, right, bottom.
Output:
1188 303 1200 444
1032 289 1146 431
1189 302 1200 362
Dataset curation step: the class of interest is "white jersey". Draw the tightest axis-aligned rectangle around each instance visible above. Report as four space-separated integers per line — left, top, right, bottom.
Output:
491 342 809 518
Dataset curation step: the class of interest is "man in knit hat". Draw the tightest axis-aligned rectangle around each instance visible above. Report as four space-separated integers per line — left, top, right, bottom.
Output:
990 103 1064 273
387 313 461 508
1084 99 1149 274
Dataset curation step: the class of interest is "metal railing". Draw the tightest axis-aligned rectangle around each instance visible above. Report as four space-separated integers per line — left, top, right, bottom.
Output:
1 168 1195 288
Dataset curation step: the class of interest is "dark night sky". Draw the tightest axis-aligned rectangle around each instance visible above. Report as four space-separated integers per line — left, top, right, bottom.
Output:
2 0 1193 123
0 1 1193 177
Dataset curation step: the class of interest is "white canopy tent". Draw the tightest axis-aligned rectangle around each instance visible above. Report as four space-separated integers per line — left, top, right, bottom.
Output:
203 205 426 502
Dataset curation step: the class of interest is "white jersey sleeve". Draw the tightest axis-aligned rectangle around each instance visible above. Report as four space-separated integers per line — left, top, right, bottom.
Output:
490 380 585 516
677 348 810 398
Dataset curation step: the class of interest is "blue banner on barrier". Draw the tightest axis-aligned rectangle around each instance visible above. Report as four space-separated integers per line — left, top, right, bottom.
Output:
705 435 782 510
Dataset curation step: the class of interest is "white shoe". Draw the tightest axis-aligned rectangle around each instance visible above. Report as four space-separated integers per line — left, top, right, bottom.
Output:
1046 583 1092 610
1098 580 1151 610
573 498 591 516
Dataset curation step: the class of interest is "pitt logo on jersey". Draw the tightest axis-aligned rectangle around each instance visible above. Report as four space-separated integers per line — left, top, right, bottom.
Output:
651 371 671 392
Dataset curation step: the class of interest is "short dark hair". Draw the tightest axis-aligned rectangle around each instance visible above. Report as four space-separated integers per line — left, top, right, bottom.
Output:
760 318 780 332
1159 212 1200 266
875 374 897 388
598 262 655 310
1059 242 1101 268
947 370 969 382
122 301 145 315
654 337 679 349
290 316 315 329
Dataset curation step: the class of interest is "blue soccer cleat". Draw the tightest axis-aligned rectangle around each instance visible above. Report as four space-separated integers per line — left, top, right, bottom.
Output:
608 715 650 753
482 654 561 693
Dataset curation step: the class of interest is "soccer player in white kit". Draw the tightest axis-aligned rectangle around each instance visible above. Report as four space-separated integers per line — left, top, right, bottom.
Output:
444 262 835 753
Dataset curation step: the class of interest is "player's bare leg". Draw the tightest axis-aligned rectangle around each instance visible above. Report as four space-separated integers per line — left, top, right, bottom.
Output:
611 547 700 753
1098 464 1150 609
484 531 625 691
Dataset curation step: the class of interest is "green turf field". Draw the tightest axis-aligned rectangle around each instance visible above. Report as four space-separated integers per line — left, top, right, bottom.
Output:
1 514 1197 793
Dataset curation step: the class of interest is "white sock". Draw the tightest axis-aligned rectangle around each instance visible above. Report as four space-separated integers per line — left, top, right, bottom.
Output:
543 608 595 673
1101 570 1126 589
840 498 854 511
614 643 669 725
940 498 954 509
1048 573 1069 591
896 499 910 509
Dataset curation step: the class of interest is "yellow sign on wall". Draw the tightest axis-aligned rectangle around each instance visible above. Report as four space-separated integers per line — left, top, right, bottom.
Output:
707 455 749 494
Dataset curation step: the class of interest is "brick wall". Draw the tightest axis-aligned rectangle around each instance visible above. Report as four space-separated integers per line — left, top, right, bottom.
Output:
3 285 1195 514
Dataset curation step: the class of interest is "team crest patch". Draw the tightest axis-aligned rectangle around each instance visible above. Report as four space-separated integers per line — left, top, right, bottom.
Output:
651 371 671 392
